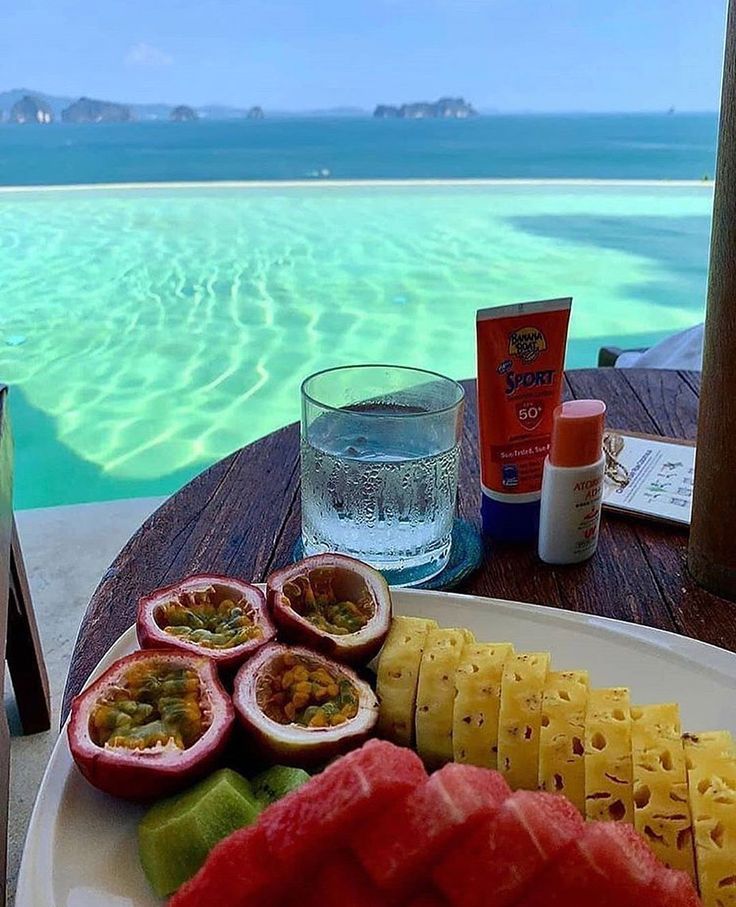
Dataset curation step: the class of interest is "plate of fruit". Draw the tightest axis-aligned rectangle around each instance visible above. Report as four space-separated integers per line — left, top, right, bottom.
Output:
16 553 736 906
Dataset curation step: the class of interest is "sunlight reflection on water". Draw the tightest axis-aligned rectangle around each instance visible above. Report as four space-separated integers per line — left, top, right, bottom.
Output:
0 182 711 507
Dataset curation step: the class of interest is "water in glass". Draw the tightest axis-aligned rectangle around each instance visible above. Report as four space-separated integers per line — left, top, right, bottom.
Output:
301 401 459 585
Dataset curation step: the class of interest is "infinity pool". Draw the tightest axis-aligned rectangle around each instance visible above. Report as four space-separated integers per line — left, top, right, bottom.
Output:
0 181 712 509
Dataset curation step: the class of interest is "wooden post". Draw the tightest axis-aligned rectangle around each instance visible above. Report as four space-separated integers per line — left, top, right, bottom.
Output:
688 0 736 599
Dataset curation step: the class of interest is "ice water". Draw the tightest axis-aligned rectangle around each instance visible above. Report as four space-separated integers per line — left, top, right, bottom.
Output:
301 403 459 585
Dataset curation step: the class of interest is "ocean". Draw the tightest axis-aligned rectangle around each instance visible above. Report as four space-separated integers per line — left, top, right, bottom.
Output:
0 113 718 186
0 114 717 509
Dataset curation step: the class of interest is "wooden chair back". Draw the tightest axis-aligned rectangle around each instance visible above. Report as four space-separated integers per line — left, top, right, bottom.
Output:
0 385 51 905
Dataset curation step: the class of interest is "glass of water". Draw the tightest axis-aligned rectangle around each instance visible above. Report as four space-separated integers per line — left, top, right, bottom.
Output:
300 365 465 586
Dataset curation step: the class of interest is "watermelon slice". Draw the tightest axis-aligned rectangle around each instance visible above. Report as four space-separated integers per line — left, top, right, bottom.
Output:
291 852 393 907
406 890 450 907
649 868 702 906
258 739 426 865
168 824 280 907
352 763 510 896
647 869 701 907
516 821 700 907
433 790 584 907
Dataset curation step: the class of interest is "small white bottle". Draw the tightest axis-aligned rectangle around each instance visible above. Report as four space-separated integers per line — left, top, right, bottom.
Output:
538 399 606 565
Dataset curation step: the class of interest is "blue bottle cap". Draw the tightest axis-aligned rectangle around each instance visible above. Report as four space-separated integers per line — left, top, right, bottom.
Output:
481 493 540 543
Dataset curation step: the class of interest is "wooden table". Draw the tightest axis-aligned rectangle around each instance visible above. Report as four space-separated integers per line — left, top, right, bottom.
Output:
62 368 736 722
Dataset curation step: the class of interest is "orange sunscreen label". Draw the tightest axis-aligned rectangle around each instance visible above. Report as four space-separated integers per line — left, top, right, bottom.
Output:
476 298 572 503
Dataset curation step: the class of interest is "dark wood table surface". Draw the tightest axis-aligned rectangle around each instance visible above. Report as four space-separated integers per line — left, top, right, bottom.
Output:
62 368 736 723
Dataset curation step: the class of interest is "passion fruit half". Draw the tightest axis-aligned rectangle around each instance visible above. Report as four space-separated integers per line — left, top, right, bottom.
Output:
233 643 378 767
67 650 234 800
137 575 276 673
267 555 391 665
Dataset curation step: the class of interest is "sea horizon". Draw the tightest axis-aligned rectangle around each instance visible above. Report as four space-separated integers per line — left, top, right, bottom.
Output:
0 106 720 116
0 85 720 119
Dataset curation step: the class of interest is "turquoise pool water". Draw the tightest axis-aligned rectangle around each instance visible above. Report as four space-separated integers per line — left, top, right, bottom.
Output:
0 181 712 509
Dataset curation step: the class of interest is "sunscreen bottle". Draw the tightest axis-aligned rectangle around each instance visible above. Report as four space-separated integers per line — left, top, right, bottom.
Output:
538 399 606 565
476 298 572 542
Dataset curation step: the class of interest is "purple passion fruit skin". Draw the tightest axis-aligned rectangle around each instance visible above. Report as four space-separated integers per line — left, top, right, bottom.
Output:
137 575 276 673
67 650 234 801
266 555 391 666
232 643 378 768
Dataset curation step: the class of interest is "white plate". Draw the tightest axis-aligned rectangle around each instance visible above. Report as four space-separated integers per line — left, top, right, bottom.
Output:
16 588 736 906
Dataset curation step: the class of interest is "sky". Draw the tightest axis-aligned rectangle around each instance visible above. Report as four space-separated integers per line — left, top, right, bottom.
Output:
1 0 728 111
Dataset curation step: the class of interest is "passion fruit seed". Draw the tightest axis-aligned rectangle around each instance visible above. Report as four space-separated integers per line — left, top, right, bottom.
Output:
160 586 263 650
264 652 359 729
282 570 374 636
90 661 205 751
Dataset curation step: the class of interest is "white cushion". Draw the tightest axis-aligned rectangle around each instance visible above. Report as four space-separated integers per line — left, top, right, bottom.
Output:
615 323 704 371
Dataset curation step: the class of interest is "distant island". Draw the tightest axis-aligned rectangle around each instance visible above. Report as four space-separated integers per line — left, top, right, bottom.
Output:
374 97 477 119
61 97 132 124
0 88 481 124
170 105 198 122
0 89 270 124
0 89 366 123
9 94 53 124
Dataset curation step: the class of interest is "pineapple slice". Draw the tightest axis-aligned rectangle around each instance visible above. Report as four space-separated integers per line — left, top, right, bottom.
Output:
376 616 438 746
415 627 474 769
683 731 736 907
452 642 514 768
631 703 695 879
584 687 633 823
538 669 589 812
497 651 550 790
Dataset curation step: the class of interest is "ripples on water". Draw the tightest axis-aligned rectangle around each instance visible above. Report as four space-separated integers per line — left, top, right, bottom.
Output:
0 183 712 507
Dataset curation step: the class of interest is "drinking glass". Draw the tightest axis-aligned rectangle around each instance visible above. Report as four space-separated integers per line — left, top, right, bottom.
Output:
300 365 465 586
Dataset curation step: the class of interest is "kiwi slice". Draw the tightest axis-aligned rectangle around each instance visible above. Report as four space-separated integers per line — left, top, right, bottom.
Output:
250 765 310 808
138 768 260 897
